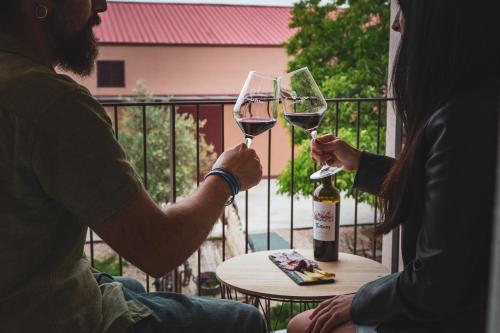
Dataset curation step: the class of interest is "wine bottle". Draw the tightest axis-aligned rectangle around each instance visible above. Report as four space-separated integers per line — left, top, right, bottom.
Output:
312 175 340 261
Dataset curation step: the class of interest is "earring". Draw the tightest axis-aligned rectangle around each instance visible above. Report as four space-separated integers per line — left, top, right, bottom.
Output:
35 5 48 20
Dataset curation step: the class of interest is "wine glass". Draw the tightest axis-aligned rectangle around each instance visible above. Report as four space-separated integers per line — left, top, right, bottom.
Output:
278 67 343 180
234 71 279 148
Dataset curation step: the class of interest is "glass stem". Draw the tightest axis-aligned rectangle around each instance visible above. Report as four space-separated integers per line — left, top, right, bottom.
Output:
310 130 329 170
245 137 253 148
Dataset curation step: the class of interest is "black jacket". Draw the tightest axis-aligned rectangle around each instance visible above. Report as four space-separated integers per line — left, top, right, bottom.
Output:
350 81 499 333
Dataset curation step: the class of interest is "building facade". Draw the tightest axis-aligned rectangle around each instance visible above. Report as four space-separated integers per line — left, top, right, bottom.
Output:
71 2 296 176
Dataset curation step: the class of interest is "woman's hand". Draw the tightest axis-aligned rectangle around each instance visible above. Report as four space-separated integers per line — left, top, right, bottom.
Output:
305 294 355 333
310 135 362 172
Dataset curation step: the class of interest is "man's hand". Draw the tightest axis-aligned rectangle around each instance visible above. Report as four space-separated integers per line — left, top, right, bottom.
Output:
310 135 362 172
213 143 263 191
305 294 355 333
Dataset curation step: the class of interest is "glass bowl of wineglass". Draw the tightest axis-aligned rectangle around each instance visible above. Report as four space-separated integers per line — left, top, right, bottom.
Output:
279 67 343 180
233 71 279 148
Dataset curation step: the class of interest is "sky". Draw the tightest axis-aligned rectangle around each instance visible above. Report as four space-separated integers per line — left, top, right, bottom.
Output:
112 0 298 6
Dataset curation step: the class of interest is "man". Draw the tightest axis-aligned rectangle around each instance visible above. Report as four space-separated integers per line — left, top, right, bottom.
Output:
0 0 266 332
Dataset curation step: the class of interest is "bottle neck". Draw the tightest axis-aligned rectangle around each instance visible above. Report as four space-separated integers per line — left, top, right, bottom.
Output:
321 176 334 189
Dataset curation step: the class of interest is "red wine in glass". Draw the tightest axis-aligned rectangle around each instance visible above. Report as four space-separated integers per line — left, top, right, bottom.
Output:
279 67 343 179
237 118 277 138
283 113 322 133
234 71 278 148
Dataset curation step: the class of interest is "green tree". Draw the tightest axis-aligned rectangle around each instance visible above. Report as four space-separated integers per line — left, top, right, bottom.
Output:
94 254 129 276
277 0 390 203
119 83 217 204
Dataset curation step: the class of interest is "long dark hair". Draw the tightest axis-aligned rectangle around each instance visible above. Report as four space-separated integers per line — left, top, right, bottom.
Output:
377 0 500 234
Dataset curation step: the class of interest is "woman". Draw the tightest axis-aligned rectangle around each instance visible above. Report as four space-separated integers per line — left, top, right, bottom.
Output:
288 1 500 333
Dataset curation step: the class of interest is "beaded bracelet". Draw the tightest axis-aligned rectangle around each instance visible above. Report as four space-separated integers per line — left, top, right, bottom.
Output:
204 167 241 206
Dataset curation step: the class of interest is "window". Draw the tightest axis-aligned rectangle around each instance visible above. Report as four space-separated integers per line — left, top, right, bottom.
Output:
97 61 125 88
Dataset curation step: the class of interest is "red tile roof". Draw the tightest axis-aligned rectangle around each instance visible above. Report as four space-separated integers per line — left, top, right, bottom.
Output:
95 2 294 46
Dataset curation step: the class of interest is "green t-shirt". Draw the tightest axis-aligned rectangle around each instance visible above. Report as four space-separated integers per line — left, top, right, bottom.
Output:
0 32 153 332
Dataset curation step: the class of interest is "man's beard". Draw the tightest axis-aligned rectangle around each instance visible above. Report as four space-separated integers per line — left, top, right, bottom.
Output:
47 13 101 77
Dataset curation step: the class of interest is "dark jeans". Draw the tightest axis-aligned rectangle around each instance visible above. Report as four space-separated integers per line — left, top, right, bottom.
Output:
94 274 267 333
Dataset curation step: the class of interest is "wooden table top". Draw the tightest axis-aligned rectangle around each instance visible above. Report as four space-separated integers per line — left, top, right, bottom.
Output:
216 249 390 301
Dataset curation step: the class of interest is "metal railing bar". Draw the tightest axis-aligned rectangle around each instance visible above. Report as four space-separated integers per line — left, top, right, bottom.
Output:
101 100 238 107
141 105 150 291
333 101 342 258
245 100 251 254
247 100 252 251
111 105 124 275
333 101 341 214
267 101 272 251
169 104 177 204
195 105 202 296
169 104 179 293
89 229 95 267
376 100 383 156
327 97 395 103
372 100 383 260
334 101 340 137
100 97 393 108
113 105 119 138
354 101 361 255
292 223 379 229
245 191 249 254
290 126 295 249
142 105 149 190
221 104 226 261
267 128 272 251
196 104 201 186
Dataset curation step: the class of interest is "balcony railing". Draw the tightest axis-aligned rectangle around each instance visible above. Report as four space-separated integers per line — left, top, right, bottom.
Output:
87 97 392 295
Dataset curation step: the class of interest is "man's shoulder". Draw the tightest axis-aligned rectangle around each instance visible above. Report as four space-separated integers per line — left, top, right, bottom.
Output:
0 58 93 123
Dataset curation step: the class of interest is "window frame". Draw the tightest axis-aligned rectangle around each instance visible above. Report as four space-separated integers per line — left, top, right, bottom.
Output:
97 60 126 88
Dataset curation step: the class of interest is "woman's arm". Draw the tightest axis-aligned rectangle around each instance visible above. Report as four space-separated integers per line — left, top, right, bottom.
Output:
351 95 498 326
353 152 394 196
311 135 394 196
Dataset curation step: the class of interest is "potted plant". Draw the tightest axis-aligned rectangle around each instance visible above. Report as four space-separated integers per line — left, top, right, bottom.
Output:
195 271 220 296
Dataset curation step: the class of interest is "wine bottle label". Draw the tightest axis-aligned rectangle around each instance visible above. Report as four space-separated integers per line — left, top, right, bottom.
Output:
313 201 336 241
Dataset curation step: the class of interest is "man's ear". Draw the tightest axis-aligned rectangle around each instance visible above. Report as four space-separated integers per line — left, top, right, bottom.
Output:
26 0 56 21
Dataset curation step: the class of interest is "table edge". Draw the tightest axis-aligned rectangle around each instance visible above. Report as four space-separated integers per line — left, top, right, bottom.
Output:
216 275 339 302
215 251 389 301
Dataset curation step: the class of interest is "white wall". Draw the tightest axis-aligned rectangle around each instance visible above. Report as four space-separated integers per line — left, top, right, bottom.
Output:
487 96 500 332
381 0 403 271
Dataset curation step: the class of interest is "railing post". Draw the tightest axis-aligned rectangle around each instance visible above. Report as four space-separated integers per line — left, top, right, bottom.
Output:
196 104 202 296
221 104 226 261
169 104 180 292
142 105 151 291
290 126 295 249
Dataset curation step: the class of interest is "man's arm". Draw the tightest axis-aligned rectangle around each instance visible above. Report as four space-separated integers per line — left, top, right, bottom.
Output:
90 177 228 278
91 144 262 278
30 90 262 278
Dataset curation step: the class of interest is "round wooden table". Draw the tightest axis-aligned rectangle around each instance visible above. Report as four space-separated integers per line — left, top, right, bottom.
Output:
216 249 389 332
